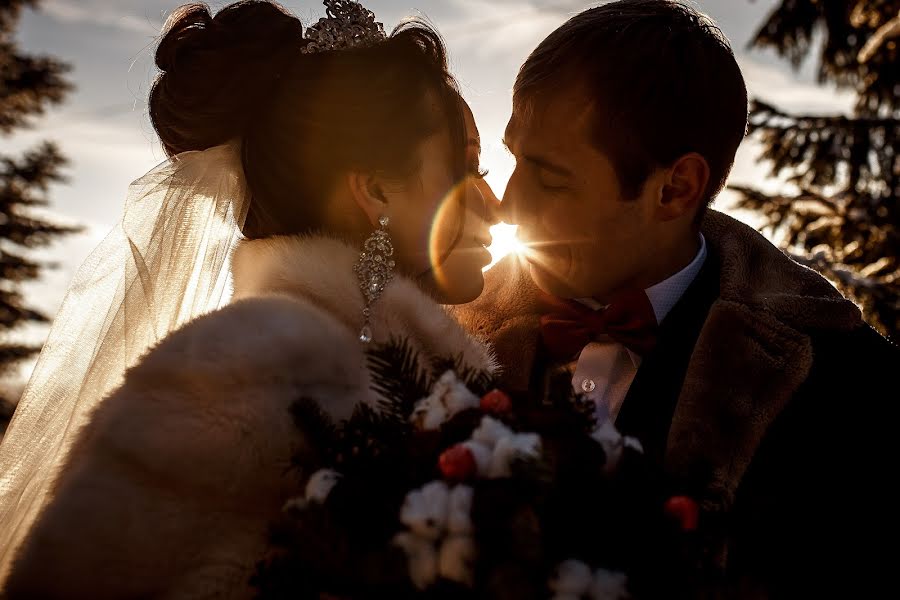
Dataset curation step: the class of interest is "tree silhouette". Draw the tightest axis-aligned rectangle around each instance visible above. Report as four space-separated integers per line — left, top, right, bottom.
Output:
732 0 899 340
1 0 80 416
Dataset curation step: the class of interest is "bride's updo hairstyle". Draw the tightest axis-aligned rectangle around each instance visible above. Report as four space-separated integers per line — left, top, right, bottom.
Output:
150 0 466 239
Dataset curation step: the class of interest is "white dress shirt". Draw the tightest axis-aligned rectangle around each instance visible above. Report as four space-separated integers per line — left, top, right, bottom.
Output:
569 235 708 422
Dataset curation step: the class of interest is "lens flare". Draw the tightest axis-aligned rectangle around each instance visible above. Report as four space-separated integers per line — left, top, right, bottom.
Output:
427 180 471 289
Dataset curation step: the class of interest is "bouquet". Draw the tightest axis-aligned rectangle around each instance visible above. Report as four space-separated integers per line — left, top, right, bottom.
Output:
252 339 704 599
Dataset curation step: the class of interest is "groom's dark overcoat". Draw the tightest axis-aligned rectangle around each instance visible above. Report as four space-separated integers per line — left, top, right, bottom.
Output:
452 210 897 597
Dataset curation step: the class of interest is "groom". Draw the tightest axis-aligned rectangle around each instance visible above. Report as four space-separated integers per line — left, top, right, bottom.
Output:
455 0 896 595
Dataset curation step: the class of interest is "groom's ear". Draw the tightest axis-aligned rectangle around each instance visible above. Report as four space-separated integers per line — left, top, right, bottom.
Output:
347 171 388 228
657 153 709 222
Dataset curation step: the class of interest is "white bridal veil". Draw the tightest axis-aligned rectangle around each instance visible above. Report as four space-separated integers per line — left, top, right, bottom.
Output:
0 142 249 577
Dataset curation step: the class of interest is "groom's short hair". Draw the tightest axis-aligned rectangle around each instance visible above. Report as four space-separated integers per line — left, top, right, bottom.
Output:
515 0 748 209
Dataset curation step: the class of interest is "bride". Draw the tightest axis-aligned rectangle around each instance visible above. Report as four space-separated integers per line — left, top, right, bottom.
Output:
0 0 499 596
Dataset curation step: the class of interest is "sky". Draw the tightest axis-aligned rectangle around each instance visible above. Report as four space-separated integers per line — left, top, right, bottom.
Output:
6 0 856 380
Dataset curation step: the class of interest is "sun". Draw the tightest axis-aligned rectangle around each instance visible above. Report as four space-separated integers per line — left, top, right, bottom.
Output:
484 222 525 271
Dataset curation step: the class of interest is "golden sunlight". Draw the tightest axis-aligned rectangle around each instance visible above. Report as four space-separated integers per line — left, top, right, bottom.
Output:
485 223 524 271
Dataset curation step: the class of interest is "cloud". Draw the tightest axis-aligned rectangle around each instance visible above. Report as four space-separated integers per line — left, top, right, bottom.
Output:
737 54 857 115
41 0 162 34
442 0 578 57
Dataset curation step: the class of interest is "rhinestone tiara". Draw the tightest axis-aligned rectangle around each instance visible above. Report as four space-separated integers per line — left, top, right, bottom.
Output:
300 0 387 55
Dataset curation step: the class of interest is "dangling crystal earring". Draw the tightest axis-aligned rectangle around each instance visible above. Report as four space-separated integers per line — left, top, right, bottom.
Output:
353 215 395 343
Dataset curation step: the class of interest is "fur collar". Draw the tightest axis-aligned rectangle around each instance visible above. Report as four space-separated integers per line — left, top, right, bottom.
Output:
451 210 862 514
231 235 496 376
668 211 862 511
702 210 861 331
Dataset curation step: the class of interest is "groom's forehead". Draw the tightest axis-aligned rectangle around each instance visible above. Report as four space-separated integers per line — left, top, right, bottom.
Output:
508 92 595 145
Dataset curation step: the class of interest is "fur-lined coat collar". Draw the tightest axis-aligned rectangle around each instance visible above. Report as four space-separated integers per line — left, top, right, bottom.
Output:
451 210 862 513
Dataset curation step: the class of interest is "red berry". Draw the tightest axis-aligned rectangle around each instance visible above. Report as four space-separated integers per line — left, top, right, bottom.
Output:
480 389 512 415
439 444 477 481
664 495 700 532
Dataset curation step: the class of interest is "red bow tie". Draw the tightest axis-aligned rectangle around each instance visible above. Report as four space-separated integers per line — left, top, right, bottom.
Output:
539 288 659 360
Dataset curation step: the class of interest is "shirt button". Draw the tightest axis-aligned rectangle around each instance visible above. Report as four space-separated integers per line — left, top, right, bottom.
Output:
581 378 596 393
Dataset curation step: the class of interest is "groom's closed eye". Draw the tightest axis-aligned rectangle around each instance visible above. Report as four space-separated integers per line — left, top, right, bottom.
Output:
522 159 572 192
523 155 573 180
502 137 573 183
527 162 570 190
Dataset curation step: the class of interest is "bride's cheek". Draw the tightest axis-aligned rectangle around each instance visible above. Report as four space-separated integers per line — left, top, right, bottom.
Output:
427 193 457 252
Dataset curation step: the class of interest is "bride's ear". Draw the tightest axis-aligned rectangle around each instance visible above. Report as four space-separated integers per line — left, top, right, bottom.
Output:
347 171 388 229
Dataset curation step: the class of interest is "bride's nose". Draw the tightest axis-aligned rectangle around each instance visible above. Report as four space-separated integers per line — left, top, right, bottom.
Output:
471 177 501 225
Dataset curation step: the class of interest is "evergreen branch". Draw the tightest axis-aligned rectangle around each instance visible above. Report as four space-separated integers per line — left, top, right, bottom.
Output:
0 343 38 376
0 45 72 133
0 250 40 283
0 291 48 328
431 354 494 397
750 99 899 129
0 1 39 35
728 183 899 337
746 99 899 194
1 142 68 191
747 0 900 113
0 217 81 248
366 337 433 421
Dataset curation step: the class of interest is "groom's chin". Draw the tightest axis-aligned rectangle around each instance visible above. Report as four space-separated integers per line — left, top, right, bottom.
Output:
436 273 485 305
526 258 574 299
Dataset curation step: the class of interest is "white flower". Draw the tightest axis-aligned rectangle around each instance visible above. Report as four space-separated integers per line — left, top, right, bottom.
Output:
589 568 629 600
396 483 476 589
488 432 542 478
434 370 480 415
459 439 491 475
394 532 438 590
550 559 593 596
550 562 629 600
411 394 448 431
282 496 308 513
623 436 644 454
472 415 515 448
400 481 450 540
447 485 474 535
437 534 476 586
304 468 341 503
460 416 544 479
410 371 479 431
591 419 625 472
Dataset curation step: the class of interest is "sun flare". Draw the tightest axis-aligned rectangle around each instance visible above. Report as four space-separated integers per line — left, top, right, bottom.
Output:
485 223 525 271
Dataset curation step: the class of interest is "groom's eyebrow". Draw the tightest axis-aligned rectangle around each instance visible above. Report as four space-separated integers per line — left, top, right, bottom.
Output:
502 137 572 178
524 155 573 178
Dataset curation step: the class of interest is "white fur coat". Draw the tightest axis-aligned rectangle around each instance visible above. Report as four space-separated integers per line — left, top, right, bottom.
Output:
4 236 495 599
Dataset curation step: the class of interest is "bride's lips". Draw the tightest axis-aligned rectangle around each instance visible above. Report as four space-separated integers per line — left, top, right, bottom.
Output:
476 243 493 264
460 240 493 265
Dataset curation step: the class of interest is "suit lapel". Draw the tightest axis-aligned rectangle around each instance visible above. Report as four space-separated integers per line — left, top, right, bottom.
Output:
616 252 721 465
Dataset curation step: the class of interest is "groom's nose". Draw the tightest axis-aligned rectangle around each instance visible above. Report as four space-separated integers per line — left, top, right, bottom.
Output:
499 170 525 225
497 196 515 224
